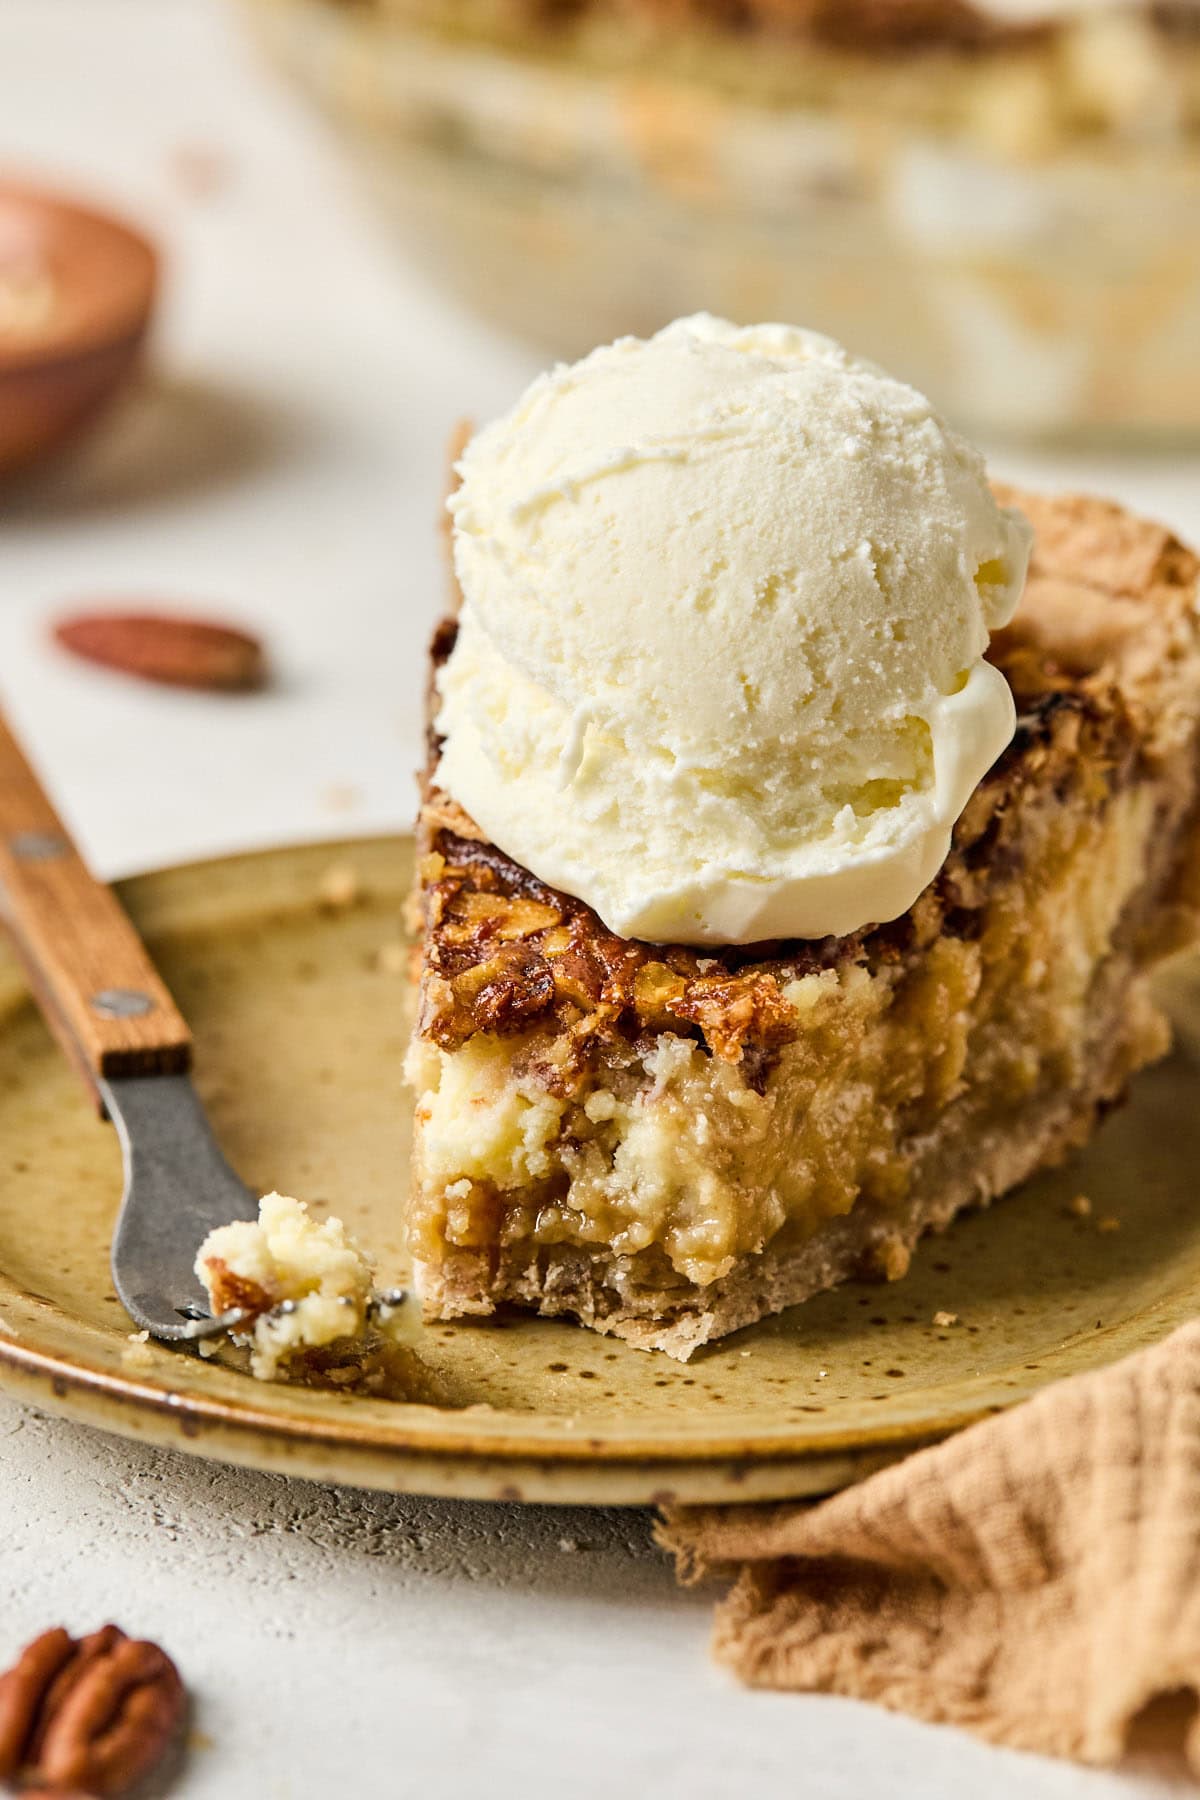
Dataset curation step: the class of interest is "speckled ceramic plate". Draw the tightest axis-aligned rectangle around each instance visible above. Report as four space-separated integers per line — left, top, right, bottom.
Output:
1 835 1198 1505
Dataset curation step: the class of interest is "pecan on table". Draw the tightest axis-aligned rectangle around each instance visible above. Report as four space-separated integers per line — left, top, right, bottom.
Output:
54 610 266 691
0 1623 186 1797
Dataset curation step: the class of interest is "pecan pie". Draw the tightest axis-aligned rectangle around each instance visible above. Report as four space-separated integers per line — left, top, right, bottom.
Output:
405 486 1200 1357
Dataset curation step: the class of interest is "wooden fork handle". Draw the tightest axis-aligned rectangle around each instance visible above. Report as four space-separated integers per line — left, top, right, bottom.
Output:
0 711 192 1112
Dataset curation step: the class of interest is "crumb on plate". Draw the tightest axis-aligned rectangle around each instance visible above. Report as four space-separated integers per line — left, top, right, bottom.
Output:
318 861 361 911
122 1329 155 1372
375 941 408 976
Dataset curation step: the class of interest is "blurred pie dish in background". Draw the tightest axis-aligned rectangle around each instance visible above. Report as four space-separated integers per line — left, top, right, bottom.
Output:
239 0 1200 440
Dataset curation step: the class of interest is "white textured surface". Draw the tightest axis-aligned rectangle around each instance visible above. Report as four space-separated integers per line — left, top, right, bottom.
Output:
1 1406 1194 1799
0 3 1199 1794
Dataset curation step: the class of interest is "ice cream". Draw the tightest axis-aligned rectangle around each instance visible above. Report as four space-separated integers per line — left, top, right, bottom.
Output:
435 314 1031 946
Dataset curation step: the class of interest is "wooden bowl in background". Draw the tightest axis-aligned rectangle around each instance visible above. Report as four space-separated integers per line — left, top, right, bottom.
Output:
0 182 158 478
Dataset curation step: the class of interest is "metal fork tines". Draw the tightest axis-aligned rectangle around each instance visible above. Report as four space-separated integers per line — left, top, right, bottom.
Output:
103 1074 259 1342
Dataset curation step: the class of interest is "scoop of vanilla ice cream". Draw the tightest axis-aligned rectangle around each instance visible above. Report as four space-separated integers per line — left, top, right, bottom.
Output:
436 314 1031 945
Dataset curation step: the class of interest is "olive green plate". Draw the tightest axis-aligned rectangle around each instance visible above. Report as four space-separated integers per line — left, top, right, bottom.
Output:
1 836 1197 1505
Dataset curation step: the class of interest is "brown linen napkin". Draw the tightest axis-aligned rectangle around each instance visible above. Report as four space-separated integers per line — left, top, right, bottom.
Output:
658 1321 1200 1771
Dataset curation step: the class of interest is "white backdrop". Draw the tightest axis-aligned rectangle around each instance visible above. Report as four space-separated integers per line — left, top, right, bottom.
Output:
0 3 1196 1793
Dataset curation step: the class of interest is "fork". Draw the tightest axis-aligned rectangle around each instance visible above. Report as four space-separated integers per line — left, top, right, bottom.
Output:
0 708 255 1342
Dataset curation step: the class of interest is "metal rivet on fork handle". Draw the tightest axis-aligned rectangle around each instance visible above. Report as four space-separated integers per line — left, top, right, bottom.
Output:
91 988 154 1020
9 831 68 861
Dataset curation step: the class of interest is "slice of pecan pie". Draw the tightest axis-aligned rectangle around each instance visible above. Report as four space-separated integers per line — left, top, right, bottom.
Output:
404 486 1200 1358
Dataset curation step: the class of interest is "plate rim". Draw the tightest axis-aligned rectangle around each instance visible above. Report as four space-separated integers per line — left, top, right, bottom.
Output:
0 1335 960 1504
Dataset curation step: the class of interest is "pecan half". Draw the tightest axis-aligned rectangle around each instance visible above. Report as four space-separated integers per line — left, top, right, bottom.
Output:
0 1623 186 1797
198 1254 274 1324
668 970 799 1063
55 610 266 691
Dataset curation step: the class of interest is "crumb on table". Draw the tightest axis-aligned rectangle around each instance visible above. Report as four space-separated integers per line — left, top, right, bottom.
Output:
319 781 363 815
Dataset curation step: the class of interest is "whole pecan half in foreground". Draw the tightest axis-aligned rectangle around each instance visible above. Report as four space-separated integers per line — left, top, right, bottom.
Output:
54 610 266 691
0 1624 186 1796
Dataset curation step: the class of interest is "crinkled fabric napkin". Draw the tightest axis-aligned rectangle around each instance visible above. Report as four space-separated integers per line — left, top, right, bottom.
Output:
658 1322 1200 1771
